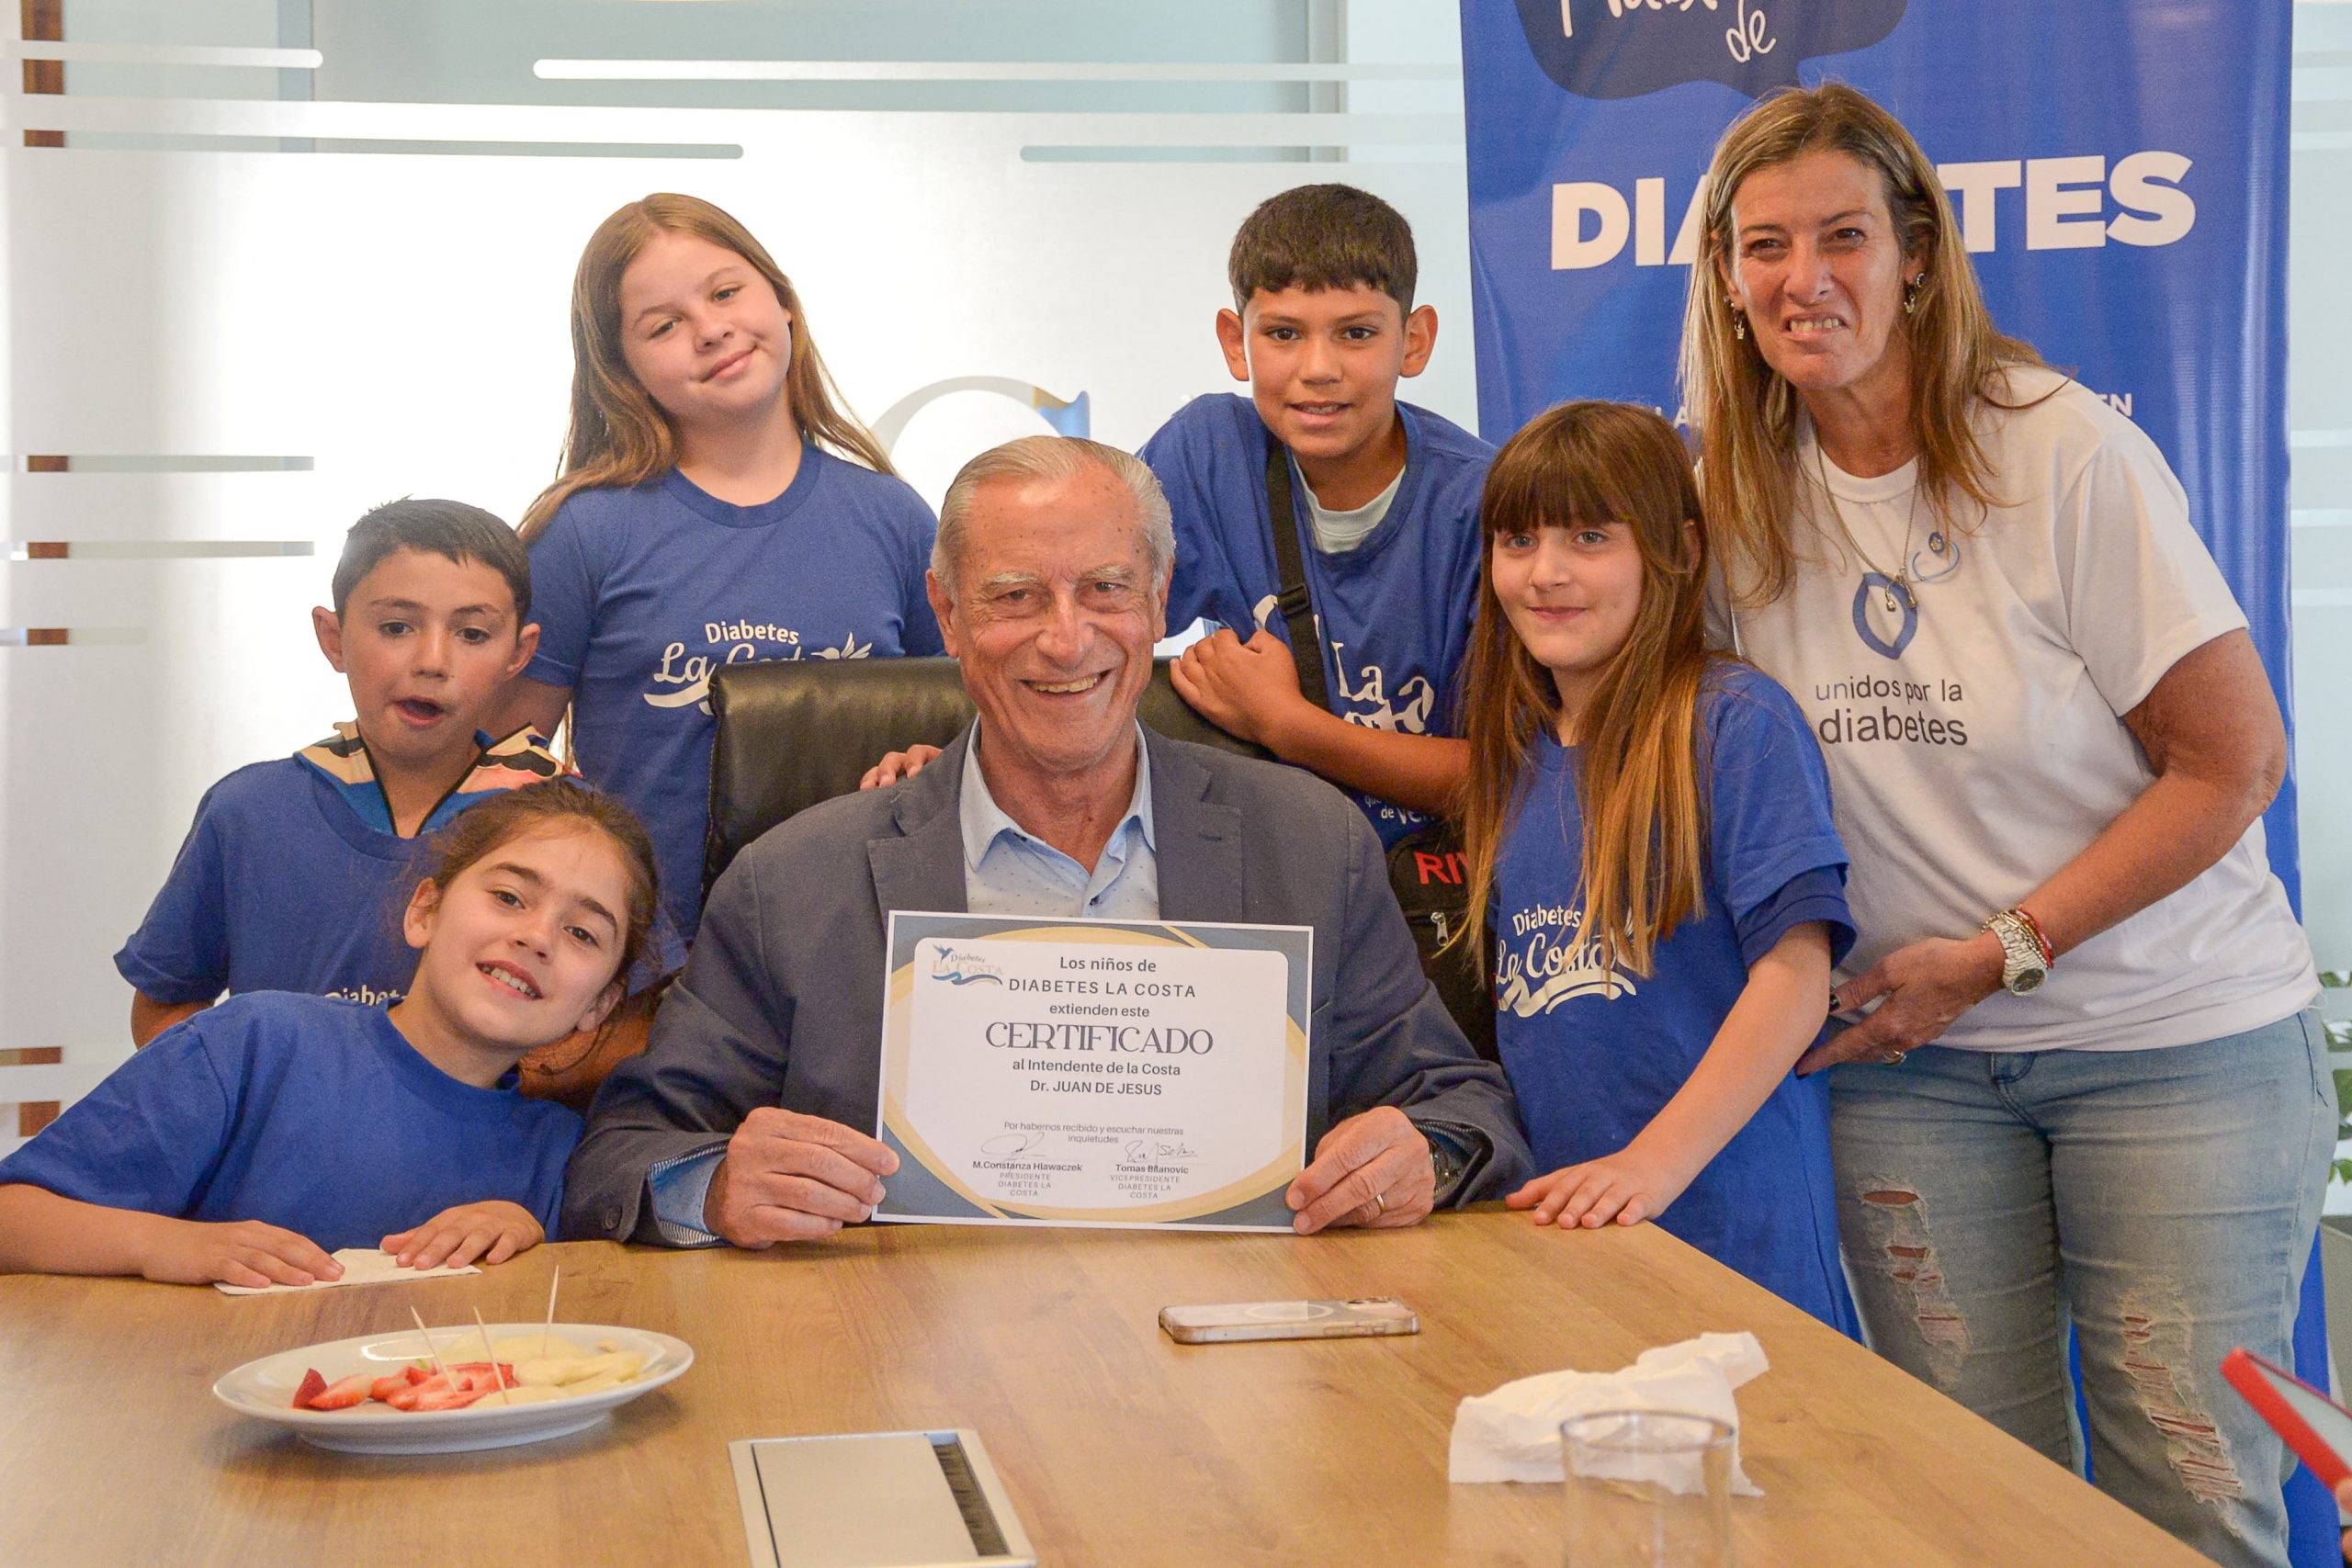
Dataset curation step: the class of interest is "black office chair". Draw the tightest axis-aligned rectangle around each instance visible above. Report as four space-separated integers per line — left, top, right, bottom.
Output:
702 656 1267 896
702 655 1495 1059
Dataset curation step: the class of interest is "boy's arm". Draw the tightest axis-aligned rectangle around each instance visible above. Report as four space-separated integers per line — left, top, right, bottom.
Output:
130 993 209 1049
0 1184 339 1286
115 789 234 1039
496 676 572 745
1171 627 1467 815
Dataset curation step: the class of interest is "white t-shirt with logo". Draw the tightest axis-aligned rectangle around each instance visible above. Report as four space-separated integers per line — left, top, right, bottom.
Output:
1723 367 2314 1053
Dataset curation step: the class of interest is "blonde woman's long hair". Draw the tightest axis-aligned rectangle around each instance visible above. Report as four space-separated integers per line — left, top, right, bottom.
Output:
1449 401 1716 981
1679 84 2043 607
520 193 894 541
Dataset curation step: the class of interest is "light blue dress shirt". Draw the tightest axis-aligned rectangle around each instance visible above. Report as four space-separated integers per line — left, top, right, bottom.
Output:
645 727 1159 1244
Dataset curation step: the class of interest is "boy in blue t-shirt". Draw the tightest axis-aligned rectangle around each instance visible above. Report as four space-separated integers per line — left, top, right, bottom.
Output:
1142 184 1489 846
114 499 561 1044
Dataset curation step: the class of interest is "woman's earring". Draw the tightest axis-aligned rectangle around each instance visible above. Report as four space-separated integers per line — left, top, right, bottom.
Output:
1903 274 1925 315
1729 306 1747 341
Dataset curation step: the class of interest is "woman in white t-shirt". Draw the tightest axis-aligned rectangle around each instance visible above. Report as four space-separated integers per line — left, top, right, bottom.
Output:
1679 84 2325 1568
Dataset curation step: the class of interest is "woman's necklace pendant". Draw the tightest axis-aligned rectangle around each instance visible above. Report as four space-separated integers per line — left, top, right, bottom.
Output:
1882 586 1901 615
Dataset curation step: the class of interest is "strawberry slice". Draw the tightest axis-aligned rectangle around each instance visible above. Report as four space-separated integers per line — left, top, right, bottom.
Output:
383 1373 448 1412
408 1383 490 1412
307 1373 377 1411
445 1362 519 1393
290 1368 328 1410
368 1374 410 1404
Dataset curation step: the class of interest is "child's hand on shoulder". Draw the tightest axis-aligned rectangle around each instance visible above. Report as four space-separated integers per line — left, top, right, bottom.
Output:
141 1217 344 1290
383 1201 543 1269
1505 1144 1696 1231
1170 627 1308 746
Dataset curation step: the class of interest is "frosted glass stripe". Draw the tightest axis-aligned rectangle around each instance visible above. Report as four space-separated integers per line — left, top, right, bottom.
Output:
4 455 313 472
9 42 322 70
19 96 1458 146
536 59 1457 83
0 1061 112 1103
0 627 147 646
53 133 744 161
6 540 313 560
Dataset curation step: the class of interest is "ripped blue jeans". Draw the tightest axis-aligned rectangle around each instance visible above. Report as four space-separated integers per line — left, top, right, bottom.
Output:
1828 1008 2334 1568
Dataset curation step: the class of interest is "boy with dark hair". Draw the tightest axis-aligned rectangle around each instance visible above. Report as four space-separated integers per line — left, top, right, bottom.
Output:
1142 182 1489 845
116 498 563 1045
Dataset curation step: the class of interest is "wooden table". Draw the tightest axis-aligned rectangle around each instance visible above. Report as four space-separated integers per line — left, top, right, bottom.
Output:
0 1213 2208 1566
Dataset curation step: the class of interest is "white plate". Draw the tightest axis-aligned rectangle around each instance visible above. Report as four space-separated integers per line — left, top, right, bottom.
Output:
212 1322 693 1454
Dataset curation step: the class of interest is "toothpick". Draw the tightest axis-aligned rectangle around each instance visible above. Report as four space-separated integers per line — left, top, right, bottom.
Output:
472 1307 511 1407
408 1306 455 1386
542 1265 560 1361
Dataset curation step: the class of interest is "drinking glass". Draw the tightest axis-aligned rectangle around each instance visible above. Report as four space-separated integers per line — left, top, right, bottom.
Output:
1558 1409 1735 1567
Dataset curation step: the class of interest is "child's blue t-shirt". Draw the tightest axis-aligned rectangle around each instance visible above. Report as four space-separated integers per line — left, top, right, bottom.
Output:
524 450 945 945
0 993 582 1251
114 726 564 1009
1138 393 1490 847
1490 663 1860 1332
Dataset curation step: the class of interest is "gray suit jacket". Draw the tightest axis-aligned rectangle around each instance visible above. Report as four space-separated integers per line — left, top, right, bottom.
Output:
563 726 1531 1242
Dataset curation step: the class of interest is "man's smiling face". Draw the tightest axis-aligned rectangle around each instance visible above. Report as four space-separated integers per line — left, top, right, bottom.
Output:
928 464 1168 792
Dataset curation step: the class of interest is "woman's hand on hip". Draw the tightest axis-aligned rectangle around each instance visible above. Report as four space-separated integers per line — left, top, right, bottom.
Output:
1797 932 2005 1075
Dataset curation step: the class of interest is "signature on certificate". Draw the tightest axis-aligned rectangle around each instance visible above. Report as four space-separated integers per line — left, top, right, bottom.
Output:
1125 1139 1201 1162
981 1130 1046 1156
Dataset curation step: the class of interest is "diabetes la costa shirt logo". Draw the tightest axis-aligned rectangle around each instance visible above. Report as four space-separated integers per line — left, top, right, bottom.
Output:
643 618 874 715
1496 904 1639 1020
1249 597 1439 739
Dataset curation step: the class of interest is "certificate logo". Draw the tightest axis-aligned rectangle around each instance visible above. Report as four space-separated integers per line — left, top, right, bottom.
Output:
929 947 1006 987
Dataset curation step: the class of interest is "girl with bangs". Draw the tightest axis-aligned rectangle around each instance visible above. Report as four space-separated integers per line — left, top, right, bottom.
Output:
1456 400 1859 1331
505 194 943 949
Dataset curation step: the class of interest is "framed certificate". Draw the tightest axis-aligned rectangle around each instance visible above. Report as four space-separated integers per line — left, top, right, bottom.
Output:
874 911 1312 1232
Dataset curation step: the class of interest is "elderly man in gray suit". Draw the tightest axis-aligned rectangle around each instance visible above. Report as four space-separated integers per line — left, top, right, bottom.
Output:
563 434 1529 1248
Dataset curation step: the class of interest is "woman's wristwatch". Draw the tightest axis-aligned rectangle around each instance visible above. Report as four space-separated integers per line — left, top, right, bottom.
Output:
1982 908 2052 995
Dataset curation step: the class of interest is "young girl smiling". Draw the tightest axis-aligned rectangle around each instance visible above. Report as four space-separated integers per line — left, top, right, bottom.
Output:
1454 401 1858 1329
0 784 657 1288
509 194 943 947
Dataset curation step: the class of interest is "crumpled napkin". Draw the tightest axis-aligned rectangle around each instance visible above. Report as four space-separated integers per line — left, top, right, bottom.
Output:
1448 1330 1768 1495
213 1247 481 1296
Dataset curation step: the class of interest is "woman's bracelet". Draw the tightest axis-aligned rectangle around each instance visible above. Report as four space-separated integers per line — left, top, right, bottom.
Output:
2008 905 2054 966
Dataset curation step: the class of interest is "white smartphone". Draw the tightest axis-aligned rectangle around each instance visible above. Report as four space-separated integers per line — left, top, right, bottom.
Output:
1158 1298 1419 1345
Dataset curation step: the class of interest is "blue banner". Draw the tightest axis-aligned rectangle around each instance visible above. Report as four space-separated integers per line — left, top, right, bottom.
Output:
1460 3 2319 1559
1461 0 2298 903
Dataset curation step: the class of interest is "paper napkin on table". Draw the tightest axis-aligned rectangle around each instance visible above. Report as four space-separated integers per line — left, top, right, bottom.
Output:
1448 1330 1769 1495
213 1247 480 1296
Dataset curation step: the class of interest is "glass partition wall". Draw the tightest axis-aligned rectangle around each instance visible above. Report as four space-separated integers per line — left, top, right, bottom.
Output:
0 1 1471 1144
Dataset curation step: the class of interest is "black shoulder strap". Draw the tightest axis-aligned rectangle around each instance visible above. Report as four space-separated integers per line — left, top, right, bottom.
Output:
1262 442 1331 713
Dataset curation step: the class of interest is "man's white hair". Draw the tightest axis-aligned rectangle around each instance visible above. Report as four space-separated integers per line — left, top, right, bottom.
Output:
931 434 1176 595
